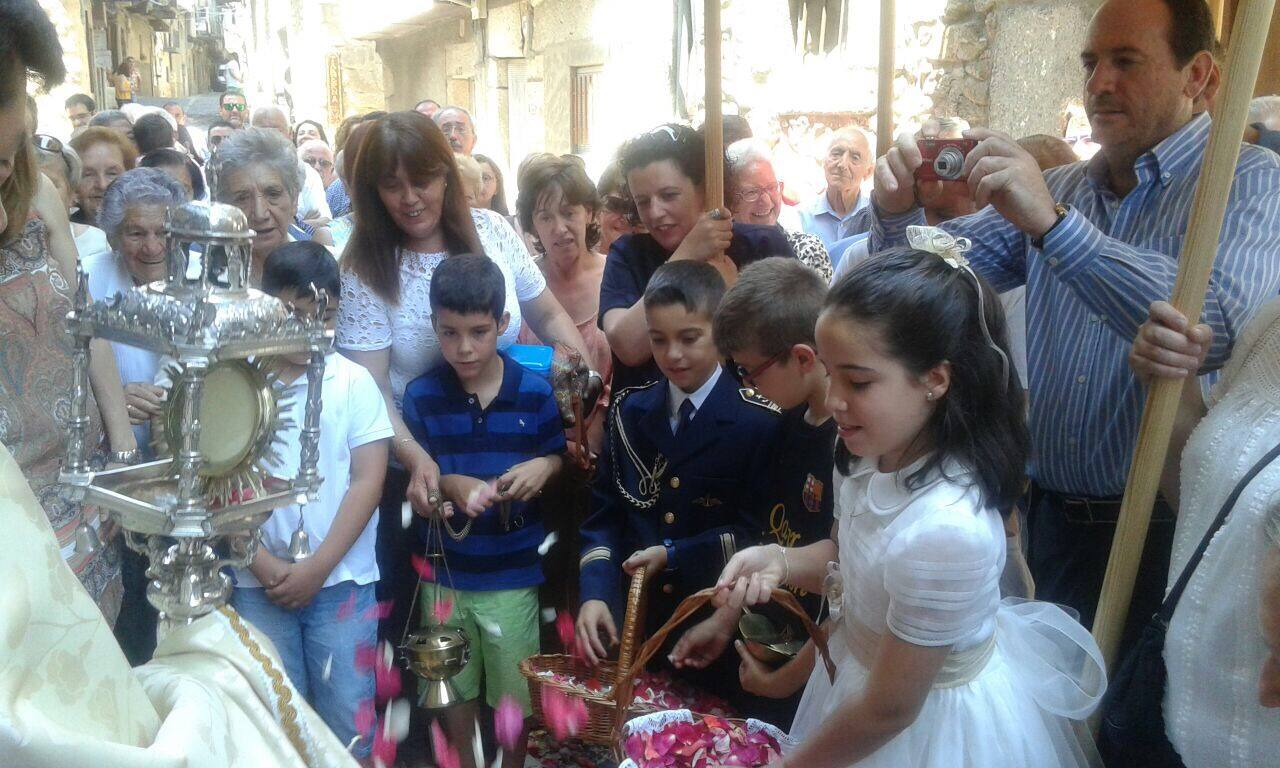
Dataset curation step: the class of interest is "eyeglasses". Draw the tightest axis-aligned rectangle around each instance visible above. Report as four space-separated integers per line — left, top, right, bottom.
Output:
303 157 334 170
733 183 780 204
32 133 63 155
603 194 640 225
222 102 246 112
731 350 787 387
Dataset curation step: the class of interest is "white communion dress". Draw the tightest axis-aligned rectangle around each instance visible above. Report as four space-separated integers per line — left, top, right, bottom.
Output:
789 457 1105 767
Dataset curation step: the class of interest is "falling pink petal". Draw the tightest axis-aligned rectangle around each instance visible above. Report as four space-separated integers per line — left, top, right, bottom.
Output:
372 724 398 768
355 642 378 672
432 597 455 625
336 591 357 621
541 687 587 741
555 609 578 656
493 694 523 752
411 553 435 581
355 698 376 737
375 647 402 702
431 720 461 768
363 600 394 621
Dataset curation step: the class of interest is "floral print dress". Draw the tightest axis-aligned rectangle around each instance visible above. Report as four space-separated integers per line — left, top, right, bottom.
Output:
0 218 120 623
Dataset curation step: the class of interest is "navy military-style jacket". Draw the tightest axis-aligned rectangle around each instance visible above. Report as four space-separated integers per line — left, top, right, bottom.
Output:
578 368 783 626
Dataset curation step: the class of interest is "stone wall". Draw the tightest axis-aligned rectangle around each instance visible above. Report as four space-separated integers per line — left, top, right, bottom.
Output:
932 0 1099 137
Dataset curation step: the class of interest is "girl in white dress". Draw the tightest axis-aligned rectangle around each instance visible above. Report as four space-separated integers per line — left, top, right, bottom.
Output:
716 229 1106 768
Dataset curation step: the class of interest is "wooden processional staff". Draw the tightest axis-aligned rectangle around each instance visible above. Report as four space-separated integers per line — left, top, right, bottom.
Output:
1091 0 1279 672
703 0 739 285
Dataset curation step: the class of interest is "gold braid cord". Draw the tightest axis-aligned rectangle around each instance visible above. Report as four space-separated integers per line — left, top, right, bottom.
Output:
220 606 309 760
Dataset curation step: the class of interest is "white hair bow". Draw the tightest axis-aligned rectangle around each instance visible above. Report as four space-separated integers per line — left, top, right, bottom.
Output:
906 225 972 269
905 226 1012 391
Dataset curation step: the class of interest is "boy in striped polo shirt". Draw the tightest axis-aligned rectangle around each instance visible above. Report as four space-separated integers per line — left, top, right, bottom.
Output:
402 254 565 768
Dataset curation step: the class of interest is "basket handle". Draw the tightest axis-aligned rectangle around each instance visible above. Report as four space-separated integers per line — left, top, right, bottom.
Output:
610 587 836 744
615 565 649 675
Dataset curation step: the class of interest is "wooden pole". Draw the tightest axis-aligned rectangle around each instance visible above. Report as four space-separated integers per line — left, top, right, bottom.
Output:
703 0 724 211
1091 0 1279 673
876 0 895 157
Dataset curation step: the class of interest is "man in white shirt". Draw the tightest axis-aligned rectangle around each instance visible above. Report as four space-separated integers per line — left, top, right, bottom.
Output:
797 126 874 248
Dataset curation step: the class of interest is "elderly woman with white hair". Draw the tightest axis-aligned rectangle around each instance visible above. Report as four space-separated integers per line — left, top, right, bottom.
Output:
725 138 832 281
84 167 189 442
31 133 110 259
82 166 188 666
214 127 315 283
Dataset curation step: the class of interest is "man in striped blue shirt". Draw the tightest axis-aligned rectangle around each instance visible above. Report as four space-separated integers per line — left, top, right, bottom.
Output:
402 254 565 768
869 0 1280 636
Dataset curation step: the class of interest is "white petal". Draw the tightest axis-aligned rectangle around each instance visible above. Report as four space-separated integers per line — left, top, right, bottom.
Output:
536 531 559 556
388 698 412 743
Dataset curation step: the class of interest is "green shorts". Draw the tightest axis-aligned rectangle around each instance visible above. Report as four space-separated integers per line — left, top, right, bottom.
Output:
418 584 540 714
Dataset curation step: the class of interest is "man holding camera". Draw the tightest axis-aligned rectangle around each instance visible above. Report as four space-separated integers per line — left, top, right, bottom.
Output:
869 0 1280 641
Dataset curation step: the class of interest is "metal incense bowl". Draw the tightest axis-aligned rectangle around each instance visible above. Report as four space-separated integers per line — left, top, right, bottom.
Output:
739 612 804 667
401 626 471 708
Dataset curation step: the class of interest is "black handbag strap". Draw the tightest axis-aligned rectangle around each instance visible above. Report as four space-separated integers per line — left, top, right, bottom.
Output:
1157 440 1280 624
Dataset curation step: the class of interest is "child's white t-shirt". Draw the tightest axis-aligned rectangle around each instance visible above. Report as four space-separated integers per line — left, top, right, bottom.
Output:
235 353 394 589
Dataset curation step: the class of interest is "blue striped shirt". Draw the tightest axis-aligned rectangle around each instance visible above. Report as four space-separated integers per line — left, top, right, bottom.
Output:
871 113 1280 496
402 351 566 590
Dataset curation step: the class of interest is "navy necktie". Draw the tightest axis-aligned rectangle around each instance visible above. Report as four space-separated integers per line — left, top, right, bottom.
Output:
675 398 696 437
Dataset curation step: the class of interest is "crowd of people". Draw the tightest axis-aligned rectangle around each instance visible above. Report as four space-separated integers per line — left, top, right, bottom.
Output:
3 0 1280 766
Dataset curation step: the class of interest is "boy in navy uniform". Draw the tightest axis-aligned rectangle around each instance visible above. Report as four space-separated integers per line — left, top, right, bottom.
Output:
669 257 836 728
575 260 782 704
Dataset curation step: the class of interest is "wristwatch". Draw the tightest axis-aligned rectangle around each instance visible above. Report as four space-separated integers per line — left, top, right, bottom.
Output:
1032 203 1070 250
663 538 677 571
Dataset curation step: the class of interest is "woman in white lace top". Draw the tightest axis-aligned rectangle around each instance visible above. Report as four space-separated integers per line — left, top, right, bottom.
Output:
1143 297 1280 767
335 112 588 635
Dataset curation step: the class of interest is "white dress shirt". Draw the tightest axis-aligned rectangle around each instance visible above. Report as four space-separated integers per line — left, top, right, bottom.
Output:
666 365 723 433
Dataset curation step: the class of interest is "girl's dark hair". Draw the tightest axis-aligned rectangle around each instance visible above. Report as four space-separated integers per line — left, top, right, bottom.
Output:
617 123 705 188
473 153 509 216
515 153 601 253
139 148 206 200
344 110 483 304
293 119 328 146
825 247 1028 515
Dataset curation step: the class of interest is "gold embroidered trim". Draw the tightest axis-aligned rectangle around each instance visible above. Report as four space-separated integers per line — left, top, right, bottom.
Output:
220 606 309 760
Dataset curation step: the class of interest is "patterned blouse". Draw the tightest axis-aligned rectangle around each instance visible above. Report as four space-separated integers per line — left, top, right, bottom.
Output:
0 218 121 623
785 228 833 282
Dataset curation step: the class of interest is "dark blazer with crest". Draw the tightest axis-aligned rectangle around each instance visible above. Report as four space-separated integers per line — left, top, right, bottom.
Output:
578 367 782 629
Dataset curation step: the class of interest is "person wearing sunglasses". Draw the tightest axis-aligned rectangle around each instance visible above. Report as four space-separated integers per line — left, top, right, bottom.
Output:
600 122 797 393
595 161 641 256
218 91 248 128
31 133 110 261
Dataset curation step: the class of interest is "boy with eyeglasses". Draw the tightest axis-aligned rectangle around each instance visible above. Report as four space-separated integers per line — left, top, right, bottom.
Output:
667 256 835 729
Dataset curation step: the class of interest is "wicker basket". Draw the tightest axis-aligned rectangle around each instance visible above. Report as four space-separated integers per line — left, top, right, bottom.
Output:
519 565 651 746
607 587 836 761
